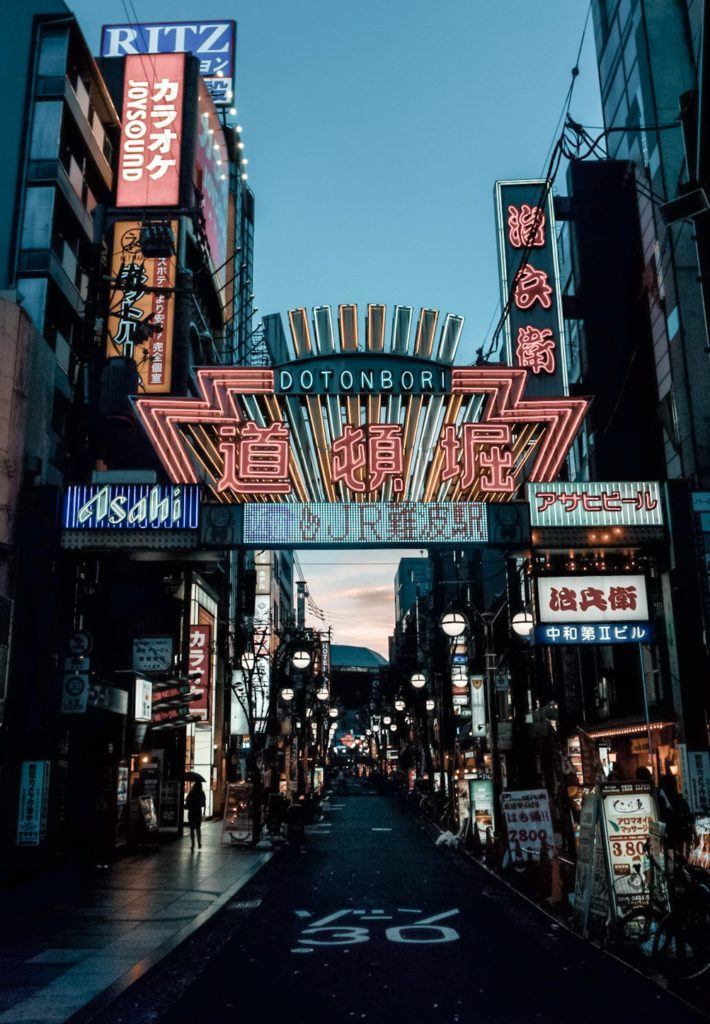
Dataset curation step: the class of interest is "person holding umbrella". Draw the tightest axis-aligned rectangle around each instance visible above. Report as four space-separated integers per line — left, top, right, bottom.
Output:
184 772 206 850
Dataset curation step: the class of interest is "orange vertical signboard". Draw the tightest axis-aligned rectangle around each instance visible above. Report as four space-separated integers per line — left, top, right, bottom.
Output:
107 221 177 393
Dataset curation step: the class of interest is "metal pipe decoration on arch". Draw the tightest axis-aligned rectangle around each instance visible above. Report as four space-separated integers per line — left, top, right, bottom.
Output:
133 303 589 546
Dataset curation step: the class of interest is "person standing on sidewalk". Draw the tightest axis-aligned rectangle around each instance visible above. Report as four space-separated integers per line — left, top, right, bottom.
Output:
185 781 206 850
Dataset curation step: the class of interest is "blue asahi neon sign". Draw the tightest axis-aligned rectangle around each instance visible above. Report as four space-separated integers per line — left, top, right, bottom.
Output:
63 485 200 530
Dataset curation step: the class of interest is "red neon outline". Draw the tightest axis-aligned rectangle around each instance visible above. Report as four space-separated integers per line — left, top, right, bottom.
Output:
134 366 588 491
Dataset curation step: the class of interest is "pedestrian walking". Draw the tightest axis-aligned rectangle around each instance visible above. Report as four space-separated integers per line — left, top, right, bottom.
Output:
185 780 206 849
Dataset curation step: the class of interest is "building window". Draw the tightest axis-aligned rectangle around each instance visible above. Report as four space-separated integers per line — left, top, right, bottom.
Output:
20 187 55 251
17 277 48 332
30 101 62 161
37 27 68 77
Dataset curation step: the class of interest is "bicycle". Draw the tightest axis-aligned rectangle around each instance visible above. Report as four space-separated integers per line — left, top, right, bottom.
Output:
651 855 710 981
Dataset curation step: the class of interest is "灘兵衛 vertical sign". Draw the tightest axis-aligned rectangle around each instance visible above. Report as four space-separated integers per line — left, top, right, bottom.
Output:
494 180 567 397
116 53 184 208
107 221 178 392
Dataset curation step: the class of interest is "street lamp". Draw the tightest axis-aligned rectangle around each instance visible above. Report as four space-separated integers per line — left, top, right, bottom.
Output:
394 698 406 711
328 707 339 719
316 686 329 700
441 611 467 637
389 723 397 732
410 672 426 689
382 714 392 725
292 649 311 670
280 687 294 701
425 699 435 712
511 610 535 638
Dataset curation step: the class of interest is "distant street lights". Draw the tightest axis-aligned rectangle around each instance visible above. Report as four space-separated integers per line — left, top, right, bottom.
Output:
440 611 467 637
292 649 312 670
410 672 426 689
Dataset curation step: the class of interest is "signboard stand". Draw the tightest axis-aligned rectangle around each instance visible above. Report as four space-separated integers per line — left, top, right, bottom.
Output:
222 782 256 845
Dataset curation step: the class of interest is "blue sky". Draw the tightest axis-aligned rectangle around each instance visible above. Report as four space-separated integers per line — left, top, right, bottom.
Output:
71 0 603 655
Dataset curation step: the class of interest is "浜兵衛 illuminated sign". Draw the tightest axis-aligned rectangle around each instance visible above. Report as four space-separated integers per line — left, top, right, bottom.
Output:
63 484 200 530
527 481 662 528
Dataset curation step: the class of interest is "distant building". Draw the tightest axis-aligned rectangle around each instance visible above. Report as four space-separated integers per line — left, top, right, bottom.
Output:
394 558 431 626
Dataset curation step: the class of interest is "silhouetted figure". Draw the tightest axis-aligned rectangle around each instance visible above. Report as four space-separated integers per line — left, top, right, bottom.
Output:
185 780 206 850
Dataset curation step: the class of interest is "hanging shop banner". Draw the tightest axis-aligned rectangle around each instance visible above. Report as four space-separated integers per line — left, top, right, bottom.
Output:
132 636 174 673
116 53 185 207
16 761 50 846
501 788 553 861
470 675 486 738
494 180 567 397
101 21 236 106
535 622 654 645
537 575 649 623
189 623 212 722
195 77 229 294
527 481 663 528
63 484 200 531
600 782 657 918
470 779 495 841
107 221 178 393
678 745 710 813
134 678 153 722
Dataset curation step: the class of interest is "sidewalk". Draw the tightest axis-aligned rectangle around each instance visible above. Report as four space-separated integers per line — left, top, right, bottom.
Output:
0 822 271 1024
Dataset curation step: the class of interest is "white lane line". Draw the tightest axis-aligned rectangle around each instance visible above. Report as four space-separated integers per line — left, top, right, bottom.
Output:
371 828 392 832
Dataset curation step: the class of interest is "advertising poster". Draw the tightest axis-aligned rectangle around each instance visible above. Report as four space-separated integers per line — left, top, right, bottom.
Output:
688 816 710 871
600 782 656 917
16 761 50 846
573 792 597 933
107 222 178 393
470 779 494 842
501 788 552 860
222 781 255 845
132 636 174 673
679 744 710 813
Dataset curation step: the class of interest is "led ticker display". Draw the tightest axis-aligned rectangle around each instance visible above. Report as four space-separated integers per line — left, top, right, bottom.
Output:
242 502 489 547
63 484 200 530
527 481 663 528
495 180 567 398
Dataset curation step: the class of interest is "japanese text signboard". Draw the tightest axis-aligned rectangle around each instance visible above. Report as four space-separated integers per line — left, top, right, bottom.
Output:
16 761 50 846
189 623 212 722
495 180 567 397
107 221 178 392
600 783 657 918
116 53 184 207
195 78 229 295
537 575 649 623
501 788 553 861
527 481 663 528
102 21 236 106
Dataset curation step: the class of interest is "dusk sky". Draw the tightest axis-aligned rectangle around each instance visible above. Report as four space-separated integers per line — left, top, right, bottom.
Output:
71 0 603 656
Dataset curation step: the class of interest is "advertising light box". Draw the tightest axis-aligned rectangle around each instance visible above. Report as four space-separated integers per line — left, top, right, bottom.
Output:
242 502 489 547
537 575 649 623
527 481 663 528
101 21 236 106
535 622 654 645
63 484 200 530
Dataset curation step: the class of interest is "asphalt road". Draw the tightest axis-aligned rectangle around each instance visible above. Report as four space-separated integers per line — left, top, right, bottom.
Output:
91 788 707 1024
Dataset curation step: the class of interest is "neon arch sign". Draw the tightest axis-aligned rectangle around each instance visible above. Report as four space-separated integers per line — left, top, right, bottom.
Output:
134 303 588 507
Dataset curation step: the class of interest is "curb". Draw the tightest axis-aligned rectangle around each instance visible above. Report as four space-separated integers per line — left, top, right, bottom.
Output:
66 851 272 1024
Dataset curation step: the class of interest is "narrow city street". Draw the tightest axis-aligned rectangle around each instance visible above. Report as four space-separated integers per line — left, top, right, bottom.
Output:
90 789 706 1024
